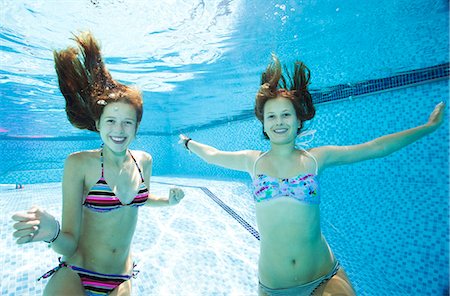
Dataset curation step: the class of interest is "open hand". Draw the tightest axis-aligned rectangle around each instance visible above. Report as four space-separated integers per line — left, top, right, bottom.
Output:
426 102 445 131
12 207 58 244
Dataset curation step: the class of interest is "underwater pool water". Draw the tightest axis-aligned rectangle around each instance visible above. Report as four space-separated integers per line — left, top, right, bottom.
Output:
1 1 448 295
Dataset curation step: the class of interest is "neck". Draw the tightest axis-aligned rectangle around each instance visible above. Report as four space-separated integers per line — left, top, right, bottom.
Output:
269 141 296 157
102 146 129 166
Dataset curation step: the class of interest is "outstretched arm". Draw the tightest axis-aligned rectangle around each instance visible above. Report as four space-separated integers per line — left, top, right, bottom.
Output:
146 189 185 207
315 102 446 170
178 134 257 173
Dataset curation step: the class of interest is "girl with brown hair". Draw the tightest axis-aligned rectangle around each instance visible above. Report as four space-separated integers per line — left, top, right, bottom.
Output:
179 54 445 295
12 32 185 296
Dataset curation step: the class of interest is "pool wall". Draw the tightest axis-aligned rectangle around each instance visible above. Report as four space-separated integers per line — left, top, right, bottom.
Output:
0 77 448 295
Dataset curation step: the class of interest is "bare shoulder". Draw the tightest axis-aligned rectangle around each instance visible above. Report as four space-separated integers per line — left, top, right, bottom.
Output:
66 151 93 167
63 150 100 186
129 149 152 163
306 146 334 169
245 150 264 168
246 150 263 161
308 145 340 159
65 150 100 168
129 150 152 174
308 145 358 170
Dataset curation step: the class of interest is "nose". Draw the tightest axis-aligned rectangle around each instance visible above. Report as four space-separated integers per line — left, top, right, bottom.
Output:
113 122 125 133
275 116 283 125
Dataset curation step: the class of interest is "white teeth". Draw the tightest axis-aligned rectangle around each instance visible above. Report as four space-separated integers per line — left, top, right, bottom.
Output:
274 129 288 133
111 137 125 142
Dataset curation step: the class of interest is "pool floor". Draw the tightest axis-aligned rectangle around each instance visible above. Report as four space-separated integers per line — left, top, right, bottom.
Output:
1 176 412 295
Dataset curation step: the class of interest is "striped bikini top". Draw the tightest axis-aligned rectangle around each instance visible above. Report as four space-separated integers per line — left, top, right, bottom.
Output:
252 149 320 204
83 149 149 213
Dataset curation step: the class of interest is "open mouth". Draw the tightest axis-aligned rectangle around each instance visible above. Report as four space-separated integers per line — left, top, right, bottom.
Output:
110 136 126 144
273 128 288 134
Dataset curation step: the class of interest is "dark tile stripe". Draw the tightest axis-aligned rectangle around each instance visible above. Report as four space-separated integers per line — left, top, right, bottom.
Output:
153 181 260 240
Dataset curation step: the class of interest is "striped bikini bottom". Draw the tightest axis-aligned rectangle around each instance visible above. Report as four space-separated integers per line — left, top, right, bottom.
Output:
38 258 139 295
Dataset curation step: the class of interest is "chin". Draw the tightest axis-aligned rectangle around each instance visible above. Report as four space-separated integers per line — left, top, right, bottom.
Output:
269 137 296 145
105 142 129 152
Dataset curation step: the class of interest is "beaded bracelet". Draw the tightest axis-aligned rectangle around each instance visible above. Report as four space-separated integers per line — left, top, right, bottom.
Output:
44 219 60 243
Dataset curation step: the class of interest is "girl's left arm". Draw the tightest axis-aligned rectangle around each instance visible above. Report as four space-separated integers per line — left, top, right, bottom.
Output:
314 102 446 170
141 152 185 207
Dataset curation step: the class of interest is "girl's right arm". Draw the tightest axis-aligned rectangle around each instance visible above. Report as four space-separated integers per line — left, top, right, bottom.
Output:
179 135 258 174
50 152 84 256
12 153 84 257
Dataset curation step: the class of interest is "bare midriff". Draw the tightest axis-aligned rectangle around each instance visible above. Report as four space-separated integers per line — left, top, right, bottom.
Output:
256 197 335 289
65 206 138 275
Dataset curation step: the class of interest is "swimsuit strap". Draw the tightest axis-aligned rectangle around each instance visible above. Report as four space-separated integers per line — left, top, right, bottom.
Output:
128 151 145 182
252 151 269 178
298 147 319 175
100 146 105 178
37 257 67 281
99 145 144 182
131 262 140 279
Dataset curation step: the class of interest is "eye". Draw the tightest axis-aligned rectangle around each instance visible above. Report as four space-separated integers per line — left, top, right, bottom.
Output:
106 119 115 124
266 115 275 119
125 121 134 126
282 113 291 117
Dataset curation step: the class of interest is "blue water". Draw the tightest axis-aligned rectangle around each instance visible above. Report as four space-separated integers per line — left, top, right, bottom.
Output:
1 0 449 295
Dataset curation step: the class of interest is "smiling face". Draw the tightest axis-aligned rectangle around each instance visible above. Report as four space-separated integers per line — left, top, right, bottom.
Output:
96 102 138 153
263 97 300 145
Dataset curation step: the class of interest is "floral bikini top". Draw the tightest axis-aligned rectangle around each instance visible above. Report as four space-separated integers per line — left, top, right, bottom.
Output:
252 150 320 204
